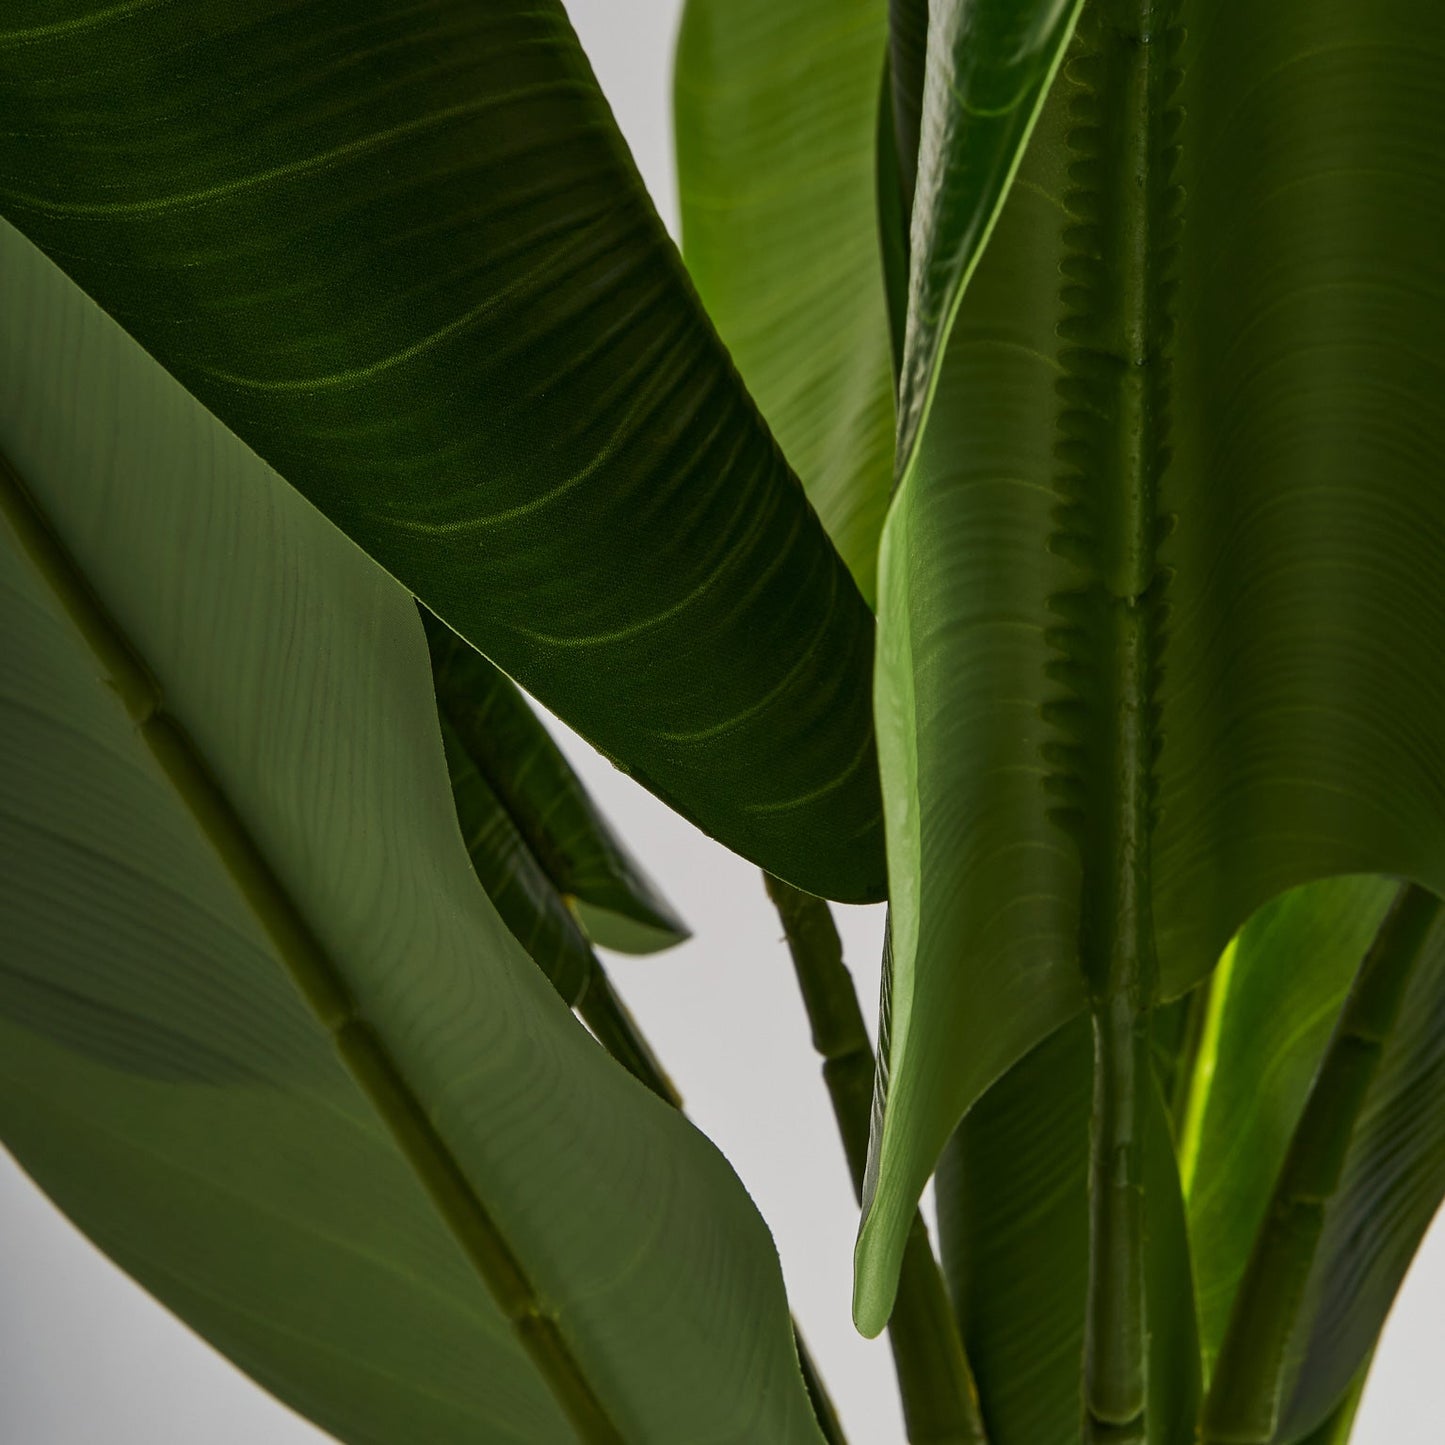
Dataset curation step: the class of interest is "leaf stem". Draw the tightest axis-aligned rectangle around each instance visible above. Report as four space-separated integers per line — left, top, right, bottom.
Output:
1201 883 1440 1444
764 874 989 1445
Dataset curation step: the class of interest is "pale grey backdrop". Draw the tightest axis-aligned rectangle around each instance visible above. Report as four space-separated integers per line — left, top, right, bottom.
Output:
2 1 1439 1440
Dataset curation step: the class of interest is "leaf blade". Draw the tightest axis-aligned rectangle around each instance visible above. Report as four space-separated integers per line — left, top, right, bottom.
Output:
0 0 885 902
675 0 895 603
0 217 822 1445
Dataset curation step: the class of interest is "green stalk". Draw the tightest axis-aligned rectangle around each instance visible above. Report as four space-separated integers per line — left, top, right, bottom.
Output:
764 875 989 1445
1049 2 1181 1434
1201 884 1440 1444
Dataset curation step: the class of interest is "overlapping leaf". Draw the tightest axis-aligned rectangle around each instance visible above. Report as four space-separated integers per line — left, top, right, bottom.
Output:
860 0 1445 1330
675 0 895 603
427 613 687 962
0 220 821 1445
0 0 884 903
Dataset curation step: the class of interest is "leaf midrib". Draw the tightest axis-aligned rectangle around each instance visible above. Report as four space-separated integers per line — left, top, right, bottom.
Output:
0 447 623 1445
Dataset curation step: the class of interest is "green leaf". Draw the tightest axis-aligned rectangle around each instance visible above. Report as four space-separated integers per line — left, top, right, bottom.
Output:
427 613 687 959
0 219 822 1445
859 0 1445 1327
1276 898 1445 1439
936 1017 1199 1445
893 0 1084 479
1178 878 1395 1380
675 0 895 604
0 0 885 904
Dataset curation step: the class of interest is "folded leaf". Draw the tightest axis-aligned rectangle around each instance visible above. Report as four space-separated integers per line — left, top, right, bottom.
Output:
0 0 884 903
427 613 687 958
0 219 822 1445
860 0 1445 1324
676 0 895 603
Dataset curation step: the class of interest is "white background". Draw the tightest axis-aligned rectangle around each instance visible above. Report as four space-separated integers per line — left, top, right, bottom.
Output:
3 1 1440 1440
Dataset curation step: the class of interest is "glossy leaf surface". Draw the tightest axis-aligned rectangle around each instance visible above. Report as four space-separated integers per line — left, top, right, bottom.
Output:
861 0 1445 1327
676 0 895 605
0 0 884 903
427 614 687 959
0 220 821 1445
937 1017 1199 1445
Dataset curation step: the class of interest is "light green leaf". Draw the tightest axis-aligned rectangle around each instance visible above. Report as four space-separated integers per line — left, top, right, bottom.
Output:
860 0 1445 1331
676 0 895 603
0 0 884 904
0 219 821 1445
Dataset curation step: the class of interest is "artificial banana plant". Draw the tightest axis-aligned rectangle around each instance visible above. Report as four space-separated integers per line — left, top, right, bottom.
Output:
2 0 1443 1440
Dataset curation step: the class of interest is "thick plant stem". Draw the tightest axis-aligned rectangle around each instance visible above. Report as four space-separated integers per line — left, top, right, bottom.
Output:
1048 0 1180 1435
574 962 682 1108
1201 884 1441 1445
764 875 989 1445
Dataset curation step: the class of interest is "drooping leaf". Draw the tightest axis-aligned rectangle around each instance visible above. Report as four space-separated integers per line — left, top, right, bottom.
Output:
936 1017 1199 1445
0 219 822 1445
859 0 1445 1325
0 0 885 904
675 0 894 603
426 613 687 958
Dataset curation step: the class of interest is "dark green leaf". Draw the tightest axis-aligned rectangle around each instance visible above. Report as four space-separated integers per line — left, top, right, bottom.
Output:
1278 900 1445 1438
0 218 822 1445
893 0 1084 477
0 0 885 903
860 0 1445 1325
676 0 894 603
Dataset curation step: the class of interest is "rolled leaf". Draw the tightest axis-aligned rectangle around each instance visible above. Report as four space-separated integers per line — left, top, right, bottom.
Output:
0 218 822 1445
860 0 1445 1324
893 0 1084 478
0 0 885 903
676 0 895 603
